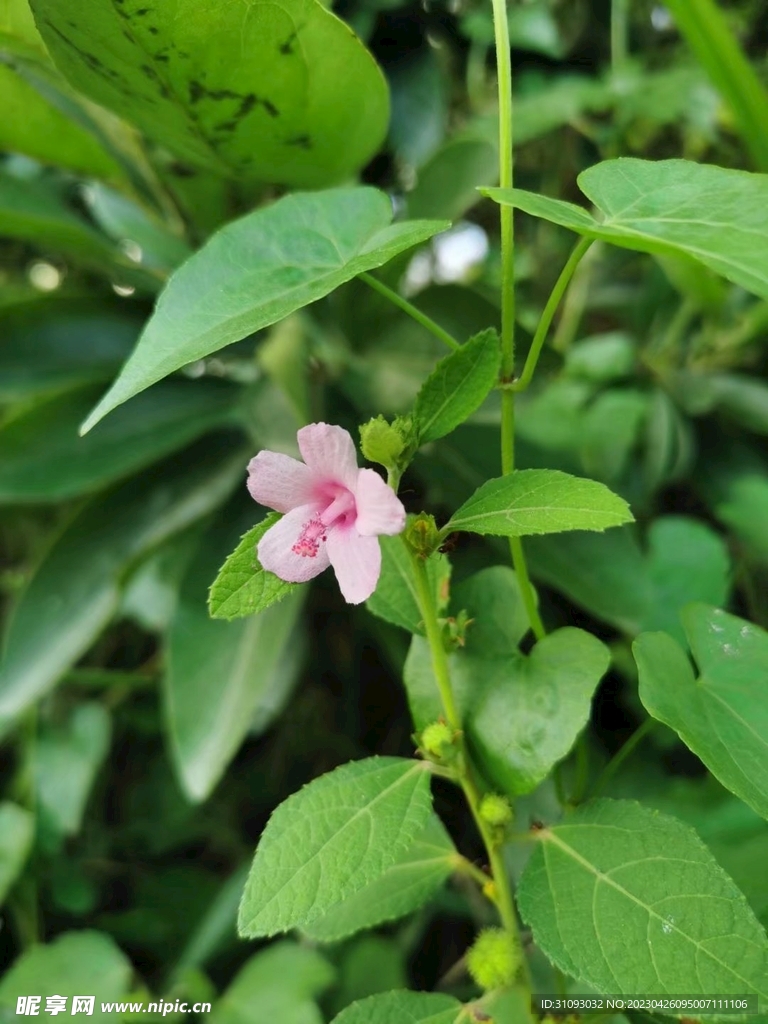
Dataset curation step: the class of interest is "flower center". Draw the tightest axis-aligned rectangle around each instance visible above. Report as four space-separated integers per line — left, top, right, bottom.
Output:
292 489 356 558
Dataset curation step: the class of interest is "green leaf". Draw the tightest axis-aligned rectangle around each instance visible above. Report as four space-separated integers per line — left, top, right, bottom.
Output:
468 628 609 795
82 188 447 431
518 799 768 1007
329 991 463 1024
166 507 305 802
0 63 122 179
0 379 236 502
702 447 768 562
211 942 335 1024
303 815 456 943
0 434 245 721
35 703 111 839
30 0 388 188
526 517 731 645
208 515 299 621
0 931 133 1021
563 332 637 384
366 536 450 636
406 137 499 221
0 296 142 401
0 802 34 905
238 757 433 937
636 604 768 822
446 468 633 538
579 389 648 482
484 158 768 301
413 328 500 444
403 566 531 730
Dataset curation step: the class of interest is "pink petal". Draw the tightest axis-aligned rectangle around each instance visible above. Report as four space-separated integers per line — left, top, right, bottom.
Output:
257 504 330 583
354 468 407 537
247 450 315 513
297 423 358 490
326 527 381 604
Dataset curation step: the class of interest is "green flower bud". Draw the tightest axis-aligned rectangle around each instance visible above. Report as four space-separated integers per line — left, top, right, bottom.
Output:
466 928 521 991
404 513 440 557
420 721 454 759
359 416 406 468
479 793 513 829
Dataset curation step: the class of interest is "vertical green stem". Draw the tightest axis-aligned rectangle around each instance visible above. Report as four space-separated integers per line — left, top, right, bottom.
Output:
491 0 515 376
409 547 527 978
490 0 544 640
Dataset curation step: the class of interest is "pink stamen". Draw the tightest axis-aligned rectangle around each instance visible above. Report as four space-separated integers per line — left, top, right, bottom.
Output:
292 515 327 558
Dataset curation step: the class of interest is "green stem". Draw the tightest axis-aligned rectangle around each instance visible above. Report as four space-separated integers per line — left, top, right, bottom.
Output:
408 546 529 984
512 237 593 392
510 537 545 640
360 272 461 352
490 0 514 374
591 718 657 798
490 0 543 643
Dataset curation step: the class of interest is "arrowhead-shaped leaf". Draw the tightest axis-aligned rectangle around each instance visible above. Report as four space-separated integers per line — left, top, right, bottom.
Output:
484 158 768 300
82 188 447 431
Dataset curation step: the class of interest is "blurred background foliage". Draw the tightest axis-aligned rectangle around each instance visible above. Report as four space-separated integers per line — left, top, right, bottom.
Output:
1 0 768 1013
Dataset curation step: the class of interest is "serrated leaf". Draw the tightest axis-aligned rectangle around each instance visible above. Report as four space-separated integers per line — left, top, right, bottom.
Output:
30 0 388 189
329 991 463 1024
82 189 447 431
238 757 433 937
303 815 456 942
413 328 501 443
446 468 633 538
366 535 450 635
484 158 768 301
0 802 34 905
636 604 768 822
518 799 768 1009
208 515 299 621
0 932 132 1020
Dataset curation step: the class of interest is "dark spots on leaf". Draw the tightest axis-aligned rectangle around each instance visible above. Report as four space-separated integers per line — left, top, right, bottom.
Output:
214 119 239 132
134 6 151 14
189 80 205 104
148 25 159 35
286 134 312 149
279 30 297 54
141 62 161 82
154 49 169 60
260 97 279 118
239 94 256 117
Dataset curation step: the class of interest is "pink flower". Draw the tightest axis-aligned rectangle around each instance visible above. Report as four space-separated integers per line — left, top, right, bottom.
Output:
247 423 406 604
